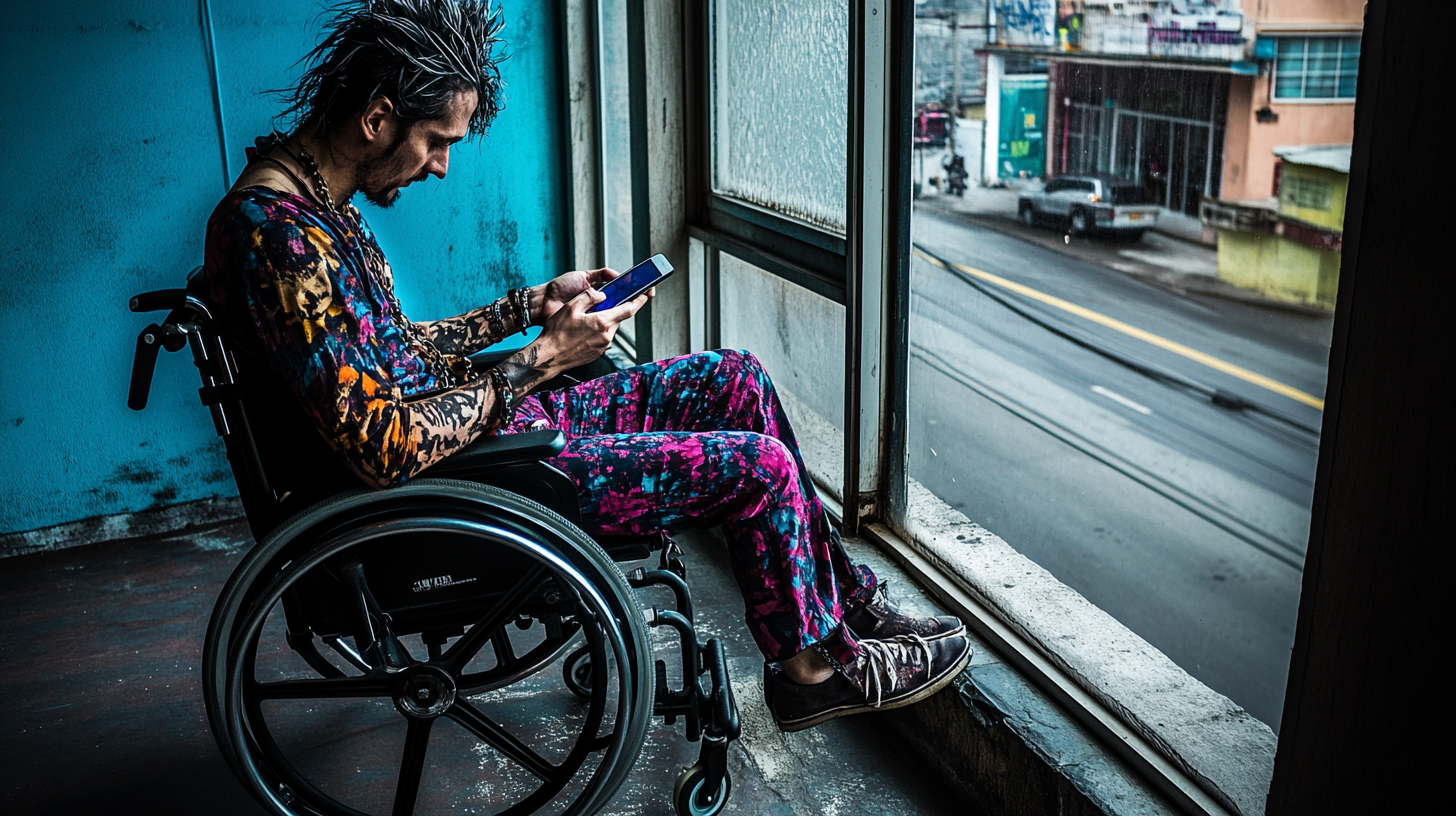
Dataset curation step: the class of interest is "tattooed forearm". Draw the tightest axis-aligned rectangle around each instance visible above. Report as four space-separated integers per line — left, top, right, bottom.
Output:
497 346 556 398
398 379 501 479
421 295 523 356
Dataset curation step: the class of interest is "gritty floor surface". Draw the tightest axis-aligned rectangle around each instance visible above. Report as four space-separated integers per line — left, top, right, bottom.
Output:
0 518 966 816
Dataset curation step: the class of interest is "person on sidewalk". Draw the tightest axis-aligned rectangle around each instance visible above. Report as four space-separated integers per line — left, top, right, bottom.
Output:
202 0 971 730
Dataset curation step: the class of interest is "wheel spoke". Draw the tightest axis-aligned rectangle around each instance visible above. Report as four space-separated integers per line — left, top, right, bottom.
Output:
441 565 545 671
249 675 392 700
490 627 517 669
392 718 434 816
448 699 557 782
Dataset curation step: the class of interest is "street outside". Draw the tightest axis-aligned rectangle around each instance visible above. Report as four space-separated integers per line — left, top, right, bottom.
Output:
907 172 1332 730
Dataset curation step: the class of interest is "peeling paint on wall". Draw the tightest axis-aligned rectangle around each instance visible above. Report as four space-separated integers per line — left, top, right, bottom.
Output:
0 1 568 537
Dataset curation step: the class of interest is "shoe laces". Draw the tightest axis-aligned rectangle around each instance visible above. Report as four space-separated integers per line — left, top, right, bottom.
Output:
856 633 933 708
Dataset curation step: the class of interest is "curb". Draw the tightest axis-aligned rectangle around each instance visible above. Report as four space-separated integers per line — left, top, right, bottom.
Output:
928 205 1332 318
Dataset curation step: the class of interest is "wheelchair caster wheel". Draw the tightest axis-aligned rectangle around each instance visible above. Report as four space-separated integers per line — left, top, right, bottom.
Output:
673 763 731 816
564 645 594 699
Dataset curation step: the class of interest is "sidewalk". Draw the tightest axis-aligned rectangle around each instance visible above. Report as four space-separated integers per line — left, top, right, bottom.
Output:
914 184 1330 316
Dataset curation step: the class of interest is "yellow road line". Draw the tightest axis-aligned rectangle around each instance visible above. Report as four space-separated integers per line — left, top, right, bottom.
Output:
912 248 1325 410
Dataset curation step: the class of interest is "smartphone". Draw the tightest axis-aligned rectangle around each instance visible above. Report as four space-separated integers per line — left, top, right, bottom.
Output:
589 254 674 313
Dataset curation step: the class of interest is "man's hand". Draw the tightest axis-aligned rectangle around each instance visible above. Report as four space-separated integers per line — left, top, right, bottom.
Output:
531 268 619 324
500 285 652 395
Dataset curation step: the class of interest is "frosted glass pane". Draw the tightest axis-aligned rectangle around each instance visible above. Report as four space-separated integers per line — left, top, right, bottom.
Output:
712 0 848 233
719 253 845 500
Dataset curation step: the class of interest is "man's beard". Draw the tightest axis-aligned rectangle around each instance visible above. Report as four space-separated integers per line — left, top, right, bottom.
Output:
359 129 414 209
363 183 402 209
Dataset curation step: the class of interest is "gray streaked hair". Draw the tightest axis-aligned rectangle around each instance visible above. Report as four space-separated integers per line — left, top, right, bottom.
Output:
278 0 507 140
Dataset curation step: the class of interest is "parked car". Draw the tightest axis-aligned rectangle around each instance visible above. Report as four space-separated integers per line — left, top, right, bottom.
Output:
1017 174 1159 239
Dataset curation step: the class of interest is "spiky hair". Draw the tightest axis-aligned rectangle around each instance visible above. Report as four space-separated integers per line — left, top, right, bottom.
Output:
278 0 507 139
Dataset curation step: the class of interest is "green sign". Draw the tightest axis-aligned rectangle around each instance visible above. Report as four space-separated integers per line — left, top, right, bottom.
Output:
999 76 1047 179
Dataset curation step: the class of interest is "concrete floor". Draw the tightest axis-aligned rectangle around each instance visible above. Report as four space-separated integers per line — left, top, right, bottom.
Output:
0 516 966 816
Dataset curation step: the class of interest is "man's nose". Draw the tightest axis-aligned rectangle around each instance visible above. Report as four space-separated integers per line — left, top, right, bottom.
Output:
428 150 449 179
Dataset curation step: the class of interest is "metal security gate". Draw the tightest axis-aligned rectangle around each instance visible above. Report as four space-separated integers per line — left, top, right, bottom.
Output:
1063 100 1222 215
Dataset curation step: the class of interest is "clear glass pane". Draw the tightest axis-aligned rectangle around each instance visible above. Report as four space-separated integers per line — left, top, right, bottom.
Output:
1337 73 1358 99
910 12 1361 731
718 253 845 498
711 0 848 233
1306 72 1337 99
1274 72 1304 100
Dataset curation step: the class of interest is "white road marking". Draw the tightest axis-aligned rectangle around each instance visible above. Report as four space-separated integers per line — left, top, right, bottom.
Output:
1092 385 1153 415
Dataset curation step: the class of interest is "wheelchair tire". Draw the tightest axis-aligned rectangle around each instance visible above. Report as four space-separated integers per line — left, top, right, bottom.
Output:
203 480 654 816
672 763 732 816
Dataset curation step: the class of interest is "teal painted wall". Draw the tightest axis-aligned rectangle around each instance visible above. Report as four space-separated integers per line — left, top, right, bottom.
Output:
0 2 568 535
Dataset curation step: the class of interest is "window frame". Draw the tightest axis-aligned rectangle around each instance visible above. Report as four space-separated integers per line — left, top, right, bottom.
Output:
685 0 853 305
1270 35 1361 104
676 2 1291 814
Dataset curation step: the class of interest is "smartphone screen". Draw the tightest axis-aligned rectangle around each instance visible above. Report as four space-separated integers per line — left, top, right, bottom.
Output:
589 254 673 312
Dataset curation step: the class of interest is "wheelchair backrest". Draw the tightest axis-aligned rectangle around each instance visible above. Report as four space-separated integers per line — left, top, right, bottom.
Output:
128 269 363 540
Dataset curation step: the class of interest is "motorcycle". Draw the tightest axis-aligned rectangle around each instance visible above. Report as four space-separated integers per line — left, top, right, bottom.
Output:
943 153 968 198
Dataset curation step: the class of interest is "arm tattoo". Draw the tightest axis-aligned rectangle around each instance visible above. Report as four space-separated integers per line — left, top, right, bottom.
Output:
497 345 555 398
396 378 501 480
421 295 523 356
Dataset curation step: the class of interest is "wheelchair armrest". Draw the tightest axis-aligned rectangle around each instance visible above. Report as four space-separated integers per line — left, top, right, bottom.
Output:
470 348 517 368
427 429 566 475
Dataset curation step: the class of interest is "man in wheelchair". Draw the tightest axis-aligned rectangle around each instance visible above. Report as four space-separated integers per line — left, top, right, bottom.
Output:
203 0 971 739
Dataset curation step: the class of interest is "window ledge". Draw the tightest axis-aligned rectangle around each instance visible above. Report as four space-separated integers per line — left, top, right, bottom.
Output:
867 480 1276 816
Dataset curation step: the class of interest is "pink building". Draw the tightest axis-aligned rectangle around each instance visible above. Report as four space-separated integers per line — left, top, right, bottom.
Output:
983 1 1364 215
1220 0 1364 203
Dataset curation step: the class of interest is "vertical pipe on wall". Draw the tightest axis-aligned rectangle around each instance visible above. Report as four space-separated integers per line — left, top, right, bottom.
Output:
200 0 232 188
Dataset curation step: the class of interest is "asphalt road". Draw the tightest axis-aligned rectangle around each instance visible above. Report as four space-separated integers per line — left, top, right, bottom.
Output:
908 208 1335 731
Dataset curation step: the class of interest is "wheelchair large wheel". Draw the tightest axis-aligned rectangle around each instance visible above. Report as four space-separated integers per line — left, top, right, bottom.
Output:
203 481 653 816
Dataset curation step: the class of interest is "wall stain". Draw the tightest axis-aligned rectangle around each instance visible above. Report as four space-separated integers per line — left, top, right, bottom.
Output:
110 463 160 485
8 417 21 427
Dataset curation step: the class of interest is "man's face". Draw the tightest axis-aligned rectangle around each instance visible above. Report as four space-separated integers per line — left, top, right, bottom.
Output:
359 89 477 208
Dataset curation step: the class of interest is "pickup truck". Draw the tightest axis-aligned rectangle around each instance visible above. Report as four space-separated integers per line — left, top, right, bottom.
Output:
1017 174 1160 239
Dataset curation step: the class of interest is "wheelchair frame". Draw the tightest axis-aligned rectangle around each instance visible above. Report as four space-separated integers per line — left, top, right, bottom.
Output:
128 272 740 816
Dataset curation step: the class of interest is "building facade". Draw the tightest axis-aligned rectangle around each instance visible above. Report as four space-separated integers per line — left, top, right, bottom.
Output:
979 0 1363 214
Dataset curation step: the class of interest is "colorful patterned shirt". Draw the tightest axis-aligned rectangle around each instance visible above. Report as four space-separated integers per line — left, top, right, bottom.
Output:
203 187 464 487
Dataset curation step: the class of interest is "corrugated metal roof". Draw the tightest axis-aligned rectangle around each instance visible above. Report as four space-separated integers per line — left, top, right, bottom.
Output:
1273 145 1352 174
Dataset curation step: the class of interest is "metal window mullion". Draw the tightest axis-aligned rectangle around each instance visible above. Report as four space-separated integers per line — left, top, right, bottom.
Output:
624 0 652 363
883 0 914 532
843 0 889 533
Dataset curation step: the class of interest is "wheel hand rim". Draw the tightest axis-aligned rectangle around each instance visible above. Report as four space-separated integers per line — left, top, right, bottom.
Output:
224 516 633 816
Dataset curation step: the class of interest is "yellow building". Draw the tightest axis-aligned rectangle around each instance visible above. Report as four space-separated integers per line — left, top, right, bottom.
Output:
1202 145 1349 310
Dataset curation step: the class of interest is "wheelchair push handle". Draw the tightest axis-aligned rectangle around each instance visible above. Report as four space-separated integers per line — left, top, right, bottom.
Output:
129 289 188 314
129 324 165 410
126 288 215 411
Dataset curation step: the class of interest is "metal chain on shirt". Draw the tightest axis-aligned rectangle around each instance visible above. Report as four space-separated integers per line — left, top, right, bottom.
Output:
291 141 471 388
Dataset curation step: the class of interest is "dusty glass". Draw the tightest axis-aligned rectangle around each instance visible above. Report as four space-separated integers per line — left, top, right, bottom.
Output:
907 1 1357 731
711 0 848 233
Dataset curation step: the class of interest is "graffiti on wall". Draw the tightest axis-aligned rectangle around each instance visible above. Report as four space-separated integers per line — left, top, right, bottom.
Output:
997 0 1056 48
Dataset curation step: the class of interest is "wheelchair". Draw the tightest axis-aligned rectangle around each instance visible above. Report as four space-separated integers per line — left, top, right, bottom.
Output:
127 271 740 816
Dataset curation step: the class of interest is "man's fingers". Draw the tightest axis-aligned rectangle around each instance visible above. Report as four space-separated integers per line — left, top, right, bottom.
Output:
598 292 649 324
569 287 606 314
588 267 619 284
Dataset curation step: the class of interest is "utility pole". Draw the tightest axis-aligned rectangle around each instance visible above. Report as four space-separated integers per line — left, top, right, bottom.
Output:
949 1 960 160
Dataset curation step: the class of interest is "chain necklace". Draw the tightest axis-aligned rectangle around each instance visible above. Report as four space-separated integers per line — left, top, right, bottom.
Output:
288 139 471 388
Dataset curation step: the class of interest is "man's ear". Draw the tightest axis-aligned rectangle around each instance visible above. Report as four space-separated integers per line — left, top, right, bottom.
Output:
359 97 397 147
